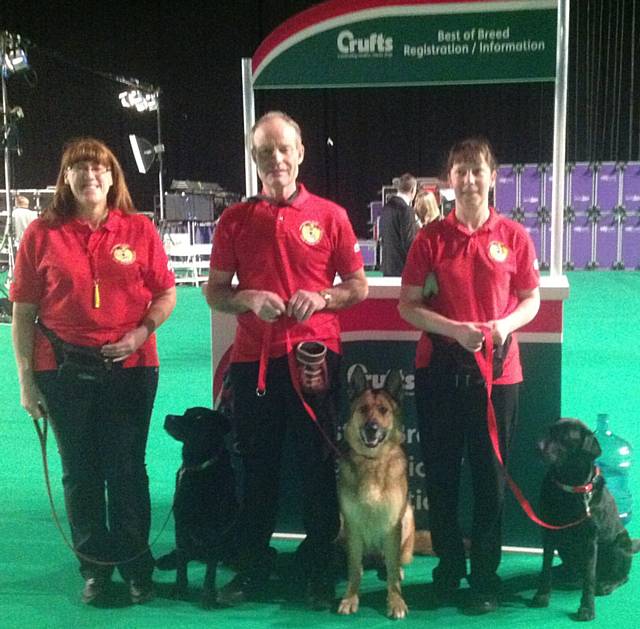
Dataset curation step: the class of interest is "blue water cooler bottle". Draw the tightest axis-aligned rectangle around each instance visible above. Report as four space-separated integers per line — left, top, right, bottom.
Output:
594 413 633 523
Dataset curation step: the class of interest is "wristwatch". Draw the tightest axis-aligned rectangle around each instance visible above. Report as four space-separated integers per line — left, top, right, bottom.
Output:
319 290 332 307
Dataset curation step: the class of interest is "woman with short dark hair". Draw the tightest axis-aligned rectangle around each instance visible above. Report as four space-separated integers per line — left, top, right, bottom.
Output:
399 137 540 615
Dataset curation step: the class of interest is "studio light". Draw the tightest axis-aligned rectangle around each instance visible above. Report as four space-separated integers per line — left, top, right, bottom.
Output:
117 81 165 219
1 33 30 78
118 89 158 112
129 134 163 174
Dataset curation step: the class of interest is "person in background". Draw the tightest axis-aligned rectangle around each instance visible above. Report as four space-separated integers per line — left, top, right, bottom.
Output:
12 194 39 247
11 137 176 606
399 137 540 615
380 172 418 276
206 111 368 611
414 189 441 228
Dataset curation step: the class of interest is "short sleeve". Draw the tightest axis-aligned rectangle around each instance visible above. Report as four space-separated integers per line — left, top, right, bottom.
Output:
141 216 175 293
512 226 540 292
210 207 238 273
401 229 432 287
9 221 44 304
332 208 363 277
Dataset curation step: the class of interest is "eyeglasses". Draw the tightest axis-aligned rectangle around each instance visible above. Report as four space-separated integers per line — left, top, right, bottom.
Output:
67 163 111 176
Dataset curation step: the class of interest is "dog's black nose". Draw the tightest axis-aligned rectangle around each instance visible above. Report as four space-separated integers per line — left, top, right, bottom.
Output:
363 421 380 438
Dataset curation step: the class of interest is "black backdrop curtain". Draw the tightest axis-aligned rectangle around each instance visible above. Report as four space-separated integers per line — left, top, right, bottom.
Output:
3 0 639 235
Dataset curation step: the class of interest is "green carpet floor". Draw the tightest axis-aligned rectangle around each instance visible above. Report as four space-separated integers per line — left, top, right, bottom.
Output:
1 272 639 628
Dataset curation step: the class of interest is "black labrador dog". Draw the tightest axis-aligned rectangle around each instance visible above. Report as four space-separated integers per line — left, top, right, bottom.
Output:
531 418 637 621
157 407 238 608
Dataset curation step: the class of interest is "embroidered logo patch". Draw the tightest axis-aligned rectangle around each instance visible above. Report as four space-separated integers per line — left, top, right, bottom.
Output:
488 240 509 262
300 221 323 245
112 244 136 264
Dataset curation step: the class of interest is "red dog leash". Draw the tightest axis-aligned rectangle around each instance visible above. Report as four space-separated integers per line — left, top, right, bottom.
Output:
473 329 588 530
256 321 342 458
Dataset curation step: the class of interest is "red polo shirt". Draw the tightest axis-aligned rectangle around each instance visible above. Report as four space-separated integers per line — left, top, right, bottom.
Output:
402 208 539 384
10 209 175 370
211 184 363 362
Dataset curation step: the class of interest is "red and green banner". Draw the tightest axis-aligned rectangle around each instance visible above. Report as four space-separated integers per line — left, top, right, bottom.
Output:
252 0 557 89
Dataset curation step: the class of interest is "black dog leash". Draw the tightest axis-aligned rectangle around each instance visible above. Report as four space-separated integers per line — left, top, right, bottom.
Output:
32 417 175 567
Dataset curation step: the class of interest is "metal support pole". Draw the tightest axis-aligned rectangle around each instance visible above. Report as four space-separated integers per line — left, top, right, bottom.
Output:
1 35 16 285
550 0 570 277
155 89 165 221
241 58 257 198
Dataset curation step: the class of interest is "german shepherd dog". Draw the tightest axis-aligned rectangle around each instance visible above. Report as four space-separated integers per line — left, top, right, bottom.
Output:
531 418 638 621
337 366 415 619
157 407 238 608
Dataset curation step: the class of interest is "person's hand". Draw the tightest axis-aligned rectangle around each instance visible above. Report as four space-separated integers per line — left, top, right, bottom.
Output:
20 378 48 420
487 319 511 347
102 327 149 362
286 289 326 322
242 290 287 322
453 322 485 352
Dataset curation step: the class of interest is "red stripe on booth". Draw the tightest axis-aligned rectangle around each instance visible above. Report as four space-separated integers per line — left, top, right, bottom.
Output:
338 298 562 334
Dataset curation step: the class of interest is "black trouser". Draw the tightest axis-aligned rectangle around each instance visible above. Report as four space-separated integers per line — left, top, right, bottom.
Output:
230 352 341 583
35 367 158 582
415 368 519 593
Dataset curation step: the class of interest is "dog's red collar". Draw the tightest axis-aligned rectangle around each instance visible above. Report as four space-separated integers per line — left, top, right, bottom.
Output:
178 457 218 482
553 466 601 495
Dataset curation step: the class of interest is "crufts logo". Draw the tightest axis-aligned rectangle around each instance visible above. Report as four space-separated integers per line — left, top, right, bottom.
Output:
346 363 414 393
336 30 393 57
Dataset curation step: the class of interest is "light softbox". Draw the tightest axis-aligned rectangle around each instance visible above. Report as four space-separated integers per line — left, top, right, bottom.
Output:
129 134 156 174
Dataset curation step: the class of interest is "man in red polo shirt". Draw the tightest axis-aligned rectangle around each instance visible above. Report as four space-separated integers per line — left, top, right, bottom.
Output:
206 111 368 610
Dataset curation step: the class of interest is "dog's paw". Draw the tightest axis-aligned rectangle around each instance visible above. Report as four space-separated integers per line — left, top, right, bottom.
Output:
575 605 595 622
337 595 359 615
530 592 550 608
387 596 408 620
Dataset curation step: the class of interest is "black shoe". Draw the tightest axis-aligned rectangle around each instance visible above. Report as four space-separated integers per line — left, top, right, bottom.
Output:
306 580 335 611
463 592 498 615
81 576 107 605
129 579 155 604
217 573 264 607
425 579 460 610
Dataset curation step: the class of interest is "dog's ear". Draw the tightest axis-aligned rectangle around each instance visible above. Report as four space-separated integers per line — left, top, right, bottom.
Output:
384 369 404 402
582 433 602 459
348 364 369 400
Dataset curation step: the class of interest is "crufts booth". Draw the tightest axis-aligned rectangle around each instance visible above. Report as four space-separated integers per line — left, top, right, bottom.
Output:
211 0 571 548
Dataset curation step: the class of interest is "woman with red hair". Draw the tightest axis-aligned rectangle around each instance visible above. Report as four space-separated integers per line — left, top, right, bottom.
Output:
11 137 176 606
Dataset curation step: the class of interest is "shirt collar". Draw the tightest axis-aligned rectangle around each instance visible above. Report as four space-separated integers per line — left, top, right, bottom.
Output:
255 183 309 209
68 208 122 233
396 191 414 206
447 206 498 235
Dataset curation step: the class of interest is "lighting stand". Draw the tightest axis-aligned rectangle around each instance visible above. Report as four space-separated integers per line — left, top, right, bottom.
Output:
1 32 16 291
118 83 165 221
155 89 165 221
